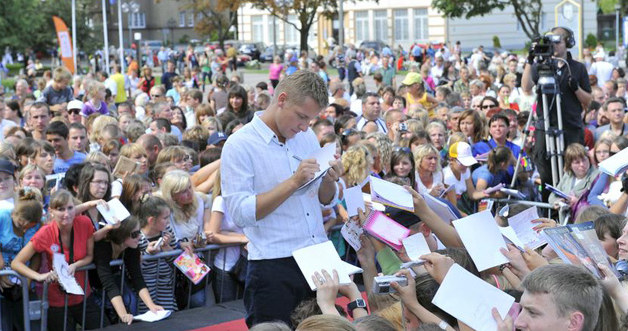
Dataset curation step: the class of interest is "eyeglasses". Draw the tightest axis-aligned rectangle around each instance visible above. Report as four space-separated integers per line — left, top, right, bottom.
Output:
130 230 141 239
90 180 109 186
342 129 359 136
595 150 610 155
481 104 497 109
68 109 81 115
151 94 162 98
610 151 618 157
394 146 412 154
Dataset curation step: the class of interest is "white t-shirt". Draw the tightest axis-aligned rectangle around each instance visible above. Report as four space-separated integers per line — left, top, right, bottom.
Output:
443 166 471 196
211 196 243 271
416 170 444 195
171 193 209 241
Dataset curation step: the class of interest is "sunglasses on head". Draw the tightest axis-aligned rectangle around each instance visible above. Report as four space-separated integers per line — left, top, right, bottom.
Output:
394 146 412 154
130 230 141 239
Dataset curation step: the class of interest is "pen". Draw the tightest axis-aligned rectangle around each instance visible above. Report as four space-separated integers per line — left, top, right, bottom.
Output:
292 155 302 161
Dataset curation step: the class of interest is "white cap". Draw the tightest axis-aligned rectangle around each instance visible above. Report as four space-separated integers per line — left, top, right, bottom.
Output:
448 142 478 167
67 100 84 111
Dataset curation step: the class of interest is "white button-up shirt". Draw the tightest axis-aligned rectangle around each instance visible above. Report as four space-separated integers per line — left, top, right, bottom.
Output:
221 113 331 260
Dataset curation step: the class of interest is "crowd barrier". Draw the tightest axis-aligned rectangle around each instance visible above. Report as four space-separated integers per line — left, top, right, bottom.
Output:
0 243 241 331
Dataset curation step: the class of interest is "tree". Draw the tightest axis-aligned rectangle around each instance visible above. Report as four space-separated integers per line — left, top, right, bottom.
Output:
179 0 242 50
246 0 339 53
432 0 543 41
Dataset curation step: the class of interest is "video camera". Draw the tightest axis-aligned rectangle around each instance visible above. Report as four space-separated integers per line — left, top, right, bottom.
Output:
530 35 560 63
530 34 561 92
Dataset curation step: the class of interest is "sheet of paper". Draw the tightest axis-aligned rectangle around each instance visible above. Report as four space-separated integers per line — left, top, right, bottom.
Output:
598 146 628 177
341 220 363 251
432 264 515 331
402 233 431 261
507 206 546 249
362 193 385 211
344 186 365 217
421 192 458 224
499 226 525 251
52 253 84 295
297 143 336 190
133 310 172 322
484 183 505 194
452 210 509 271
499 188 525 199
293 241 360 290
96 198 131 225
369 176 414 212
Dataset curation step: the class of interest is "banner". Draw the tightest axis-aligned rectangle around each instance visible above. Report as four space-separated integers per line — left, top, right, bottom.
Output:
52 16 75 74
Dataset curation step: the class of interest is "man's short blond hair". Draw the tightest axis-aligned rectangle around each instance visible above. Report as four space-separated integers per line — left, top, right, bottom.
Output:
53 67 72 83
273 70 328 109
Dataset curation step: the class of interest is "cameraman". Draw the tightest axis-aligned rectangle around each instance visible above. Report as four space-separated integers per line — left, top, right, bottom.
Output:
522 26 592 201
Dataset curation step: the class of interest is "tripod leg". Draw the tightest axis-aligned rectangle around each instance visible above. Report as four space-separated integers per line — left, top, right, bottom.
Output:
542 94 559 186
555 93 565 179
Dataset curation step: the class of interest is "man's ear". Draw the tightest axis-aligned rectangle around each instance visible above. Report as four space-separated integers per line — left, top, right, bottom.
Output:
567 311 585 331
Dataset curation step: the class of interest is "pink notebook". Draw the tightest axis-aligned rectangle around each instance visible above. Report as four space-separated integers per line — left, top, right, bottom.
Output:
363 211 411 251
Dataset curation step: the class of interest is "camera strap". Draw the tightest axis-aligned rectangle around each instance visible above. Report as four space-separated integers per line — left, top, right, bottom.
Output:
58 227 75 264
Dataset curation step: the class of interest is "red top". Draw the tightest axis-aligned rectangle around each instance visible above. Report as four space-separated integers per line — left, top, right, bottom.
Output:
31 215 94 307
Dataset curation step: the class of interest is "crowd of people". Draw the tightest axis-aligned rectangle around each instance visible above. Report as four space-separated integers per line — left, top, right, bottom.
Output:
1 23 628 331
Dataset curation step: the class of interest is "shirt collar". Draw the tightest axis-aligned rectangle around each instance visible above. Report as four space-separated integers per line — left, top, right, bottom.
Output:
251 111 278 145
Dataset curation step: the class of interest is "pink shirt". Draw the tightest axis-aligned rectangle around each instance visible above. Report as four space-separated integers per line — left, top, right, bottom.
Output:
269 64 283 80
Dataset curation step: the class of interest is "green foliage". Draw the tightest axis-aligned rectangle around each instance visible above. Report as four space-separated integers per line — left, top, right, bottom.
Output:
585 33 598 49
432 0 506 19
0 0 100 55
1 79 16 92
179 35 190 44
492 35 501 49
5 63 24 76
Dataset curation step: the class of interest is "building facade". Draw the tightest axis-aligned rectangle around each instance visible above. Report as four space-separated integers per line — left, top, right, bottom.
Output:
237 0 597 57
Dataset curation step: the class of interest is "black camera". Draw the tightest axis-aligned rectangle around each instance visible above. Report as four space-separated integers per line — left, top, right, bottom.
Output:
531 34 561 63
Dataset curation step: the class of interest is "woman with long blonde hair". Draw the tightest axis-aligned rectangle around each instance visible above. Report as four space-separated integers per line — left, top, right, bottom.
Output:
341 144 373 188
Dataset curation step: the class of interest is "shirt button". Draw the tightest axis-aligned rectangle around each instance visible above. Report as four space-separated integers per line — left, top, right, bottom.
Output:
311 235 315 238
306 213 310 216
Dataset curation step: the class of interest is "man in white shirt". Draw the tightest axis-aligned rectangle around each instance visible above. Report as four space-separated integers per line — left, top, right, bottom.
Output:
589 51 614 87
221 70 342 328
356 92 387 134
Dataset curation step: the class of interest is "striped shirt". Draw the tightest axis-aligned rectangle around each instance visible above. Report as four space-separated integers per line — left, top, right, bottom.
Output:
137 224 178 313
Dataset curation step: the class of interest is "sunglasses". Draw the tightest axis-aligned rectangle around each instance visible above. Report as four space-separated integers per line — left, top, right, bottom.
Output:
130 230 141 239
394 146 412 154
68 109 81 115
481 104 496 109
151 94 162 98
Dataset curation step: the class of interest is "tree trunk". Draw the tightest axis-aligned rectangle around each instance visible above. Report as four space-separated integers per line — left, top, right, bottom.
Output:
300 23 312 53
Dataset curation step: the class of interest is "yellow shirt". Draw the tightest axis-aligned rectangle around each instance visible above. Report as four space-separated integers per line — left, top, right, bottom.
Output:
111 73 127 103
406 92 434 118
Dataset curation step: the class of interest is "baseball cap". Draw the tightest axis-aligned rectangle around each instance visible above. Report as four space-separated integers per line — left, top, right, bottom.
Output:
67 100 84 111
448 142 477 166
401 72 422 86
0 159 15 176
208 132 227 146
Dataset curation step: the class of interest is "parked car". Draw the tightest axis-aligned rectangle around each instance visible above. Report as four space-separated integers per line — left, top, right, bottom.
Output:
239 42 265 61
260 45 287 62
359 40 387 55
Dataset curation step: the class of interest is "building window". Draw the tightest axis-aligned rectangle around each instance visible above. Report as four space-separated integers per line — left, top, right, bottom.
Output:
355 11 369 43
179 11 185 27
268 18 276 45
285 15 299 45
129 12 146 29
413 8 428 41
374 10 387 42
394 9 409 42
188 10 195 27
252 16 264 42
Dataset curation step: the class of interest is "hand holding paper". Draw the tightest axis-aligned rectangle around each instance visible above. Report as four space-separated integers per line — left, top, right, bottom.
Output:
295 143 337 190
453 210 509 271
370 176 414 212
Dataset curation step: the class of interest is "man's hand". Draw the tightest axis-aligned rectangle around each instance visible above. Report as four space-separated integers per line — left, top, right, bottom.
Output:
323 159 343 184
292 159 320 188
420 252 454 284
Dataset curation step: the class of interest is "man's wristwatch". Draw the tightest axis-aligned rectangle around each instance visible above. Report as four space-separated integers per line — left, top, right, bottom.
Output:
347 298 367 317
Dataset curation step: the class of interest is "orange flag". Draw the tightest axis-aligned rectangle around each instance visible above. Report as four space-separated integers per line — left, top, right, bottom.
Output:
52 16 75 74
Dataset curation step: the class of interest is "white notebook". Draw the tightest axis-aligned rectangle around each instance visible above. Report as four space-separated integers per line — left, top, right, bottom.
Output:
96 198 131 225
452 210 509 271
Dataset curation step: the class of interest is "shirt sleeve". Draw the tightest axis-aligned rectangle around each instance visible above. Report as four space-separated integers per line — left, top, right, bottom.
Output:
212 196 225 214
221 139 257 228
93 241 122 299
376 247 402 275
123 247 147 292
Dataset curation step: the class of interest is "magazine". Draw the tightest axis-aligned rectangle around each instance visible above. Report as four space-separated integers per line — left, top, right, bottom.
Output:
542 222 618 278
173 252 211 285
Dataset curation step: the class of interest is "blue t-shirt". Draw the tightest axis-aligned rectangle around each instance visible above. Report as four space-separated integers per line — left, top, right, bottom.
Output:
0 209 40 265
54 151 87 174
472 139 523 179
472 164 510 188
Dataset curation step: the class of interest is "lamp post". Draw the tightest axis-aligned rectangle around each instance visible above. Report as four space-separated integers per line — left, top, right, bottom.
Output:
617 3 621 53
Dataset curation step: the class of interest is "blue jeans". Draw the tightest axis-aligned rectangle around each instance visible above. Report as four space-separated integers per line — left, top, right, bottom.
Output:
212 267 243 303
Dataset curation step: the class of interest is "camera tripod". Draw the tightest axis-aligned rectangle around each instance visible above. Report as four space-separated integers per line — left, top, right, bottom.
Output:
511 69 564 188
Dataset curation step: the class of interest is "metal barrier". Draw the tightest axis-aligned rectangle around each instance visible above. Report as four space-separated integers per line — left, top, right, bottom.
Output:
489 199 554 218
3 243 241 331
0 269 32 331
